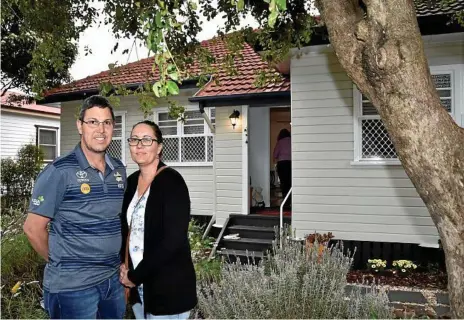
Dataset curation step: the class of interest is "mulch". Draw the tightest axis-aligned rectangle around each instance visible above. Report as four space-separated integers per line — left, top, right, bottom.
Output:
346 269 448 290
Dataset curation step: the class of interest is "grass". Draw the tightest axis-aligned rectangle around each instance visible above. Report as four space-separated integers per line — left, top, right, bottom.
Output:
1 233 47 319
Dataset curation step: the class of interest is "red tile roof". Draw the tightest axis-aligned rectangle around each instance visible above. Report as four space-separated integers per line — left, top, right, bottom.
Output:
193 39 290 98
1 91 61 115
46 37 290 99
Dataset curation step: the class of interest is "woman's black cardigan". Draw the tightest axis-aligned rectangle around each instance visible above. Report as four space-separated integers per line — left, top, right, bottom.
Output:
120 162 197 315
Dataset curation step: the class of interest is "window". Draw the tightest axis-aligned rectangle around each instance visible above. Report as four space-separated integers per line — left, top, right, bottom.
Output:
353 66 461 163
156 108 215 165
107 113 126 163
36 126 58 162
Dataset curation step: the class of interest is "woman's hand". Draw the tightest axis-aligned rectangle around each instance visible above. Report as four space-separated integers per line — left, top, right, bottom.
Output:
119 264 135 288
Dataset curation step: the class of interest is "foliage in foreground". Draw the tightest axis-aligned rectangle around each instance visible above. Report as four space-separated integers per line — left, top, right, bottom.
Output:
188 219 222 282
1 210 47 319
1 144 44 212
197 230 391 319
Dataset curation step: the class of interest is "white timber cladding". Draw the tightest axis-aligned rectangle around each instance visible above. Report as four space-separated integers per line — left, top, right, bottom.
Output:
59 89 214 216
214 106 246 226
0 110 60 159
290 32 464 245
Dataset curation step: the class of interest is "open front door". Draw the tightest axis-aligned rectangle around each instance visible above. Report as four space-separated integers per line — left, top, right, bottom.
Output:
270 107 291 207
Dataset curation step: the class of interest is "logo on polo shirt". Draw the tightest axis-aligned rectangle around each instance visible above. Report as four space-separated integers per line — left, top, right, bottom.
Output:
114 172 123 182
114 172 124 189
76 170 90 183
80 183 91 194
32 195 45 206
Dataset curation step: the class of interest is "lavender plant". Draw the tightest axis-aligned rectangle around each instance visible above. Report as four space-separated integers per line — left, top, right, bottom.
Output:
197 229 391 319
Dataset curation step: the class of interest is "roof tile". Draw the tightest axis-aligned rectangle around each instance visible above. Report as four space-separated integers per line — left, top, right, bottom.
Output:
46 38 289 98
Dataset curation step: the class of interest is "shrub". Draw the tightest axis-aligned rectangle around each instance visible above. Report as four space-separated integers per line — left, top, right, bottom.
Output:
188 219 222 282
392 260 418 275
197 229 391 319
1 230 46 319
1 144 44 212
189 220 215 263
367 258 387 273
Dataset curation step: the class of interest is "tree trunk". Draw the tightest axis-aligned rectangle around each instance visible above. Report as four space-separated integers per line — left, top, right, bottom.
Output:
315 0 464 317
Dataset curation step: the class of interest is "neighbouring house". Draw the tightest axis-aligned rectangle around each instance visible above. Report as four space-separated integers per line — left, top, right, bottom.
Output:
40 1 463 258
1 91 61 163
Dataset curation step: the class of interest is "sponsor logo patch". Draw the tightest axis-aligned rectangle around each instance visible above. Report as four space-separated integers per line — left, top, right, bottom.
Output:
32 196 45 206
76 170 89 183
114 172 123 182
80 183 91 194
76 171 87 179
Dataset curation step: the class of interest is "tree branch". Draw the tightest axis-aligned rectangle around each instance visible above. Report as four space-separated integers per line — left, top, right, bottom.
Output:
315 0 366 85
1 79 14 97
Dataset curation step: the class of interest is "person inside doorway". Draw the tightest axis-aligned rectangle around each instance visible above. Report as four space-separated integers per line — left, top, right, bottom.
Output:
273 128 291 208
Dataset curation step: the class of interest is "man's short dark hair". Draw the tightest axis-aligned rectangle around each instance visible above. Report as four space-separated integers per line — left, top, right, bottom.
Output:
79 95 115 121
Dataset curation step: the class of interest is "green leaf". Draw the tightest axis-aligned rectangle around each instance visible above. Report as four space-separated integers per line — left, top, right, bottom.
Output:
237 0 244 11
270 0 276 10
189 1 197 10
155 12 162 27
152 82 162 97
167 64 176 72
268 10 278 28
169 71 179 81
276 0 286 11
166 80 180 95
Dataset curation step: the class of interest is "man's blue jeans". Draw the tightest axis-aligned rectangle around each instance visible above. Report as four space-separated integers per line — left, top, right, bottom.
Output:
43 272 126 319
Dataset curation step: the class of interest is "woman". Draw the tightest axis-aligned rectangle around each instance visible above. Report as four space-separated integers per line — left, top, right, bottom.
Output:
273 128 292 208
119 120 197 319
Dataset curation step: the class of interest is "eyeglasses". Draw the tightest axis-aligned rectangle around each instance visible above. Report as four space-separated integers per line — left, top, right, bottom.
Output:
81 119 114 128
127 137 158 146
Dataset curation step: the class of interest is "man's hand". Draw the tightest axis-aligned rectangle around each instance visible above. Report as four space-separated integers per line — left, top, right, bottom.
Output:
119 264 135 288
23 213 50 262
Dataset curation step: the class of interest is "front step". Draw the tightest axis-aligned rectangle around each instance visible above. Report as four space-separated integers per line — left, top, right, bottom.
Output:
227 225 276 240
222 237 274 251
213 214 290 264
229 214 291 228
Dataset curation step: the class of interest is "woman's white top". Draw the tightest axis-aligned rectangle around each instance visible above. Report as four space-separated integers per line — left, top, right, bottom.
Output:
127 187 150 303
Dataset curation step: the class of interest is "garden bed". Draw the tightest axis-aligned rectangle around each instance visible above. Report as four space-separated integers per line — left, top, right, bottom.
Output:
346 269 448 290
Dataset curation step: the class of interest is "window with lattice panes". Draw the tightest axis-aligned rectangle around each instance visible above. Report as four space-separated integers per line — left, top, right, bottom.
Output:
157 108 214 164
354 70 456 162
107 113 125 163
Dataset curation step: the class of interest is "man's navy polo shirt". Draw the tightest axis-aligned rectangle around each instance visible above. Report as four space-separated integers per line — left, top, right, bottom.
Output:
28 143 126 293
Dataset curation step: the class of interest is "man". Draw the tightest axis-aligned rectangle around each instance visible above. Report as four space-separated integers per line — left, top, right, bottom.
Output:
24 95 127 319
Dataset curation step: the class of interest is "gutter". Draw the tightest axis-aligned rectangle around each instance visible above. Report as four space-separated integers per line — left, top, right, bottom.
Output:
189 90 290 103
39 79 199 104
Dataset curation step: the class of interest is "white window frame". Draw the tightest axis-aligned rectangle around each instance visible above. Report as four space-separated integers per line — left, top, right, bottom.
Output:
352 64 463 166
155 106 214 166
37 126 59 163
109 111 126 164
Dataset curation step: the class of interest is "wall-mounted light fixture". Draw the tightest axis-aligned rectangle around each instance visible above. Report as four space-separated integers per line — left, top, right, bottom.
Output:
229 109 240 129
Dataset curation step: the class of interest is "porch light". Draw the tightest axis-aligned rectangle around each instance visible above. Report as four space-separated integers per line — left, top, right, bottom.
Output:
229 109 240 129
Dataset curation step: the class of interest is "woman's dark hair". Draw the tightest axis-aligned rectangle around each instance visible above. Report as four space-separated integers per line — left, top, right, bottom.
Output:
277 128 291 141
132 120 163 144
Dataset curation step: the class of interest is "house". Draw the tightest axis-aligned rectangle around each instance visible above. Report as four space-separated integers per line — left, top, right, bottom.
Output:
1 91 61 163
40 1 463 258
